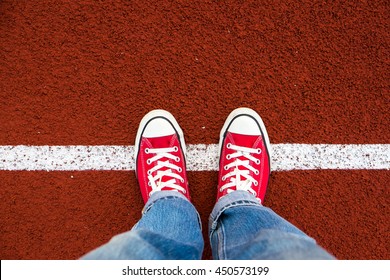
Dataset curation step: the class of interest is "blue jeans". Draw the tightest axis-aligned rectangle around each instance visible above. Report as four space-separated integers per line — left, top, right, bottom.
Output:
81 191 335 260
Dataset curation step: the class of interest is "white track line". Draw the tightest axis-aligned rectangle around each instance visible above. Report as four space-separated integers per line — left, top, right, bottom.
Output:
0 144 389 171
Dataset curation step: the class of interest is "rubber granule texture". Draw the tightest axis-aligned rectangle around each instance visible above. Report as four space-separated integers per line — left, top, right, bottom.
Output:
1 0 389 259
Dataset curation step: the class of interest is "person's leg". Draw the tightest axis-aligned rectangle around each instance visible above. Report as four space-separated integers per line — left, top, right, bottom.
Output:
82 191 203 260
210 108 334 260
209 191 335 259
81 110 203 259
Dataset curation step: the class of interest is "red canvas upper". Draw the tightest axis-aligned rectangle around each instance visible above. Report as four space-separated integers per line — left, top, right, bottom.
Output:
136 134 190 203
217 131 270 202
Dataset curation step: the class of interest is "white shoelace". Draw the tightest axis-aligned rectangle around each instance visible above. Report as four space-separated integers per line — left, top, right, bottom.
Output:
220 143 261 197
145 146 186 197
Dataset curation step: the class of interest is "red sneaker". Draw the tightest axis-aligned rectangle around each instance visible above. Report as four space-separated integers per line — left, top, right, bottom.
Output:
217 108 271 203
135 110 190 203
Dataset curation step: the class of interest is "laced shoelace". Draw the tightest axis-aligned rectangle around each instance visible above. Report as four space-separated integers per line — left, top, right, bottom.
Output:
220 143 261 199
145 146 186 197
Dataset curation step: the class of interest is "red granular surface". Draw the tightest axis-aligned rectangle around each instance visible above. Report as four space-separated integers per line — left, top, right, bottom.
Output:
0 0 389 259
1 171 389 259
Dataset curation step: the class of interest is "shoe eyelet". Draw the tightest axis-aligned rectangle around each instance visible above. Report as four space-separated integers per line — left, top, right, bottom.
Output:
147 170 152 175
254 170 259 175
180 179 184 183
173 146 178 152
256 159 260 165
145 148 150 154
254 181 258 186
224 165 229 170
222 176 226 181
175 157 180 162
147 159 151 165
178 167 182 172
227 143 232 149
226 154 231 160
257 148 261 154
148 181 151 186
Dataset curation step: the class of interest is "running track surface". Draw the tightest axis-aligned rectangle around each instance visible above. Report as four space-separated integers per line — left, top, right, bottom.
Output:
0 0 389 259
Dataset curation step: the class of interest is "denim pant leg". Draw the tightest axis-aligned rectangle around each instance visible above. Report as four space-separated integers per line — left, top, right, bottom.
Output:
209 191 335 260
81 191 204 260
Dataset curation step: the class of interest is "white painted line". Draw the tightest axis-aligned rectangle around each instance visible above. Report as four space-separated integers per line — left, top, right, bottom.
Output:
0 144 389 171
271 144 390 171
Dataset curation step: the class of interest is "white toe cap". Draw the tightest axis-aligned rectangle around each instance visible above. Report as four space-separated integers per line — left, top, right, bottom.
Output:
143 117 175 138
228 115 261 135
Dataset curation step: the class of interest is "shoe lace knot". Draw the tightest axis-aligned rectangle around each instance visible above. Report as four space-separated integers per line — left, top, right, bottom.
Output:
220 143 261 201
145 146 185 197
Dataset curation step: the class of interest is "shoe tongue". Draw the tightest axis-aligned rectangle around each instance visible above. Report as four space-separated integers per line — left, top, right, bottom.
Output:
228 132 261 148
227 132 260 187
146 134 176 148
146 134 179 189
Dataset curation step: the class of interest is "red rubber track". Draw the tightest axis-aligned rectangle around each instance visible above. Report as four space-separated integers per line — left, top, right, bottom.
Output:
0 0 389 259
